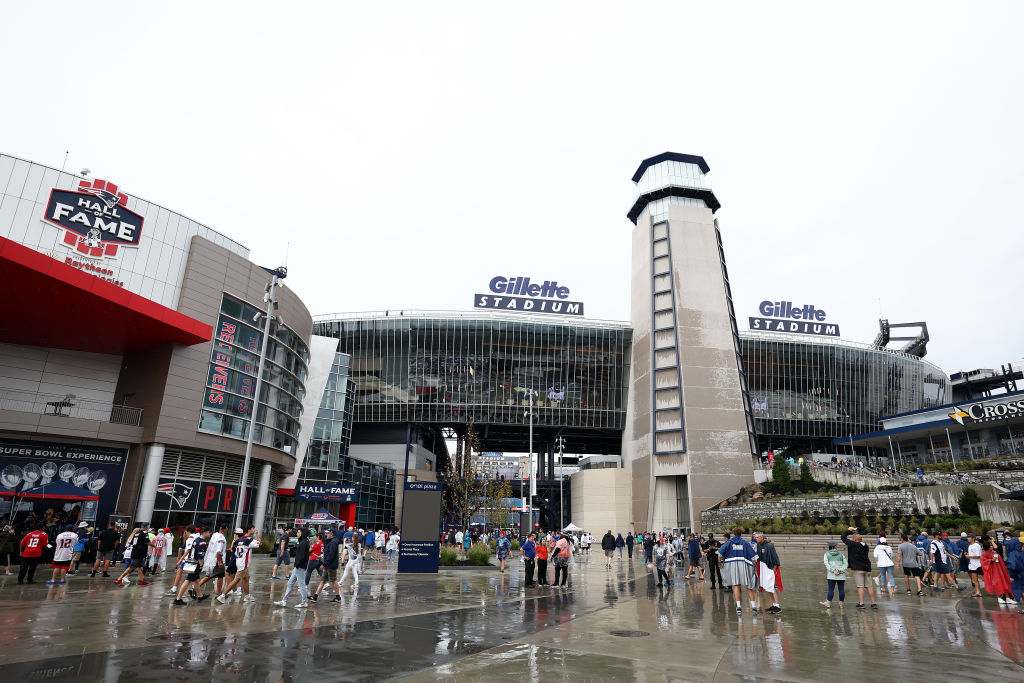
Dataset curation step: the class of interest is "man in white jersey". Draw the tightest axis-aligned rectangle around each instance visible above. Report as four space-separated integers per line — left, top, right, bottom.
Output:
169 526 200 595
147 526 167 576
217 527 256 603
195 522 228 598
49 524 78 585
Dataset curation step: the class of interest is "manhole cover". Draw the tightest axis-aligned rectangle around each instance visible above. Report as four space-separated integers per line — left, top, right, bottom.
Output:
147 633 207 643
610 630 650 637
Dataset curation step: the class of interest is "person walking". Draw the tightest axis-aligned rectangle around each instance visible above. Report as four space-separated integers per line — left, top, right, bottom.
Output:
601 530 616 569
653 537 672 587
18 523 47 584
311 527 342 603
89 521 120 578
718 528 759 615
115 523 153 587
305 531 325 587
195 522 228 598
704 534 724 589
535 535 549 586
820 540 848 608
1003 535 1024 604
684 534 704 581
172 527 211 606
271 526 292 580
552 533 571 587
48 524 78 585
217 527 257 603
385 530 399 564
625 532 634 560
275 529 311 608
841 527 877 610
168 526 199 595
496 531 512 573
965 533 984 597
339 533 362 590
160 527 174 574
873 537 896 598
928 533 953 591
643 533 655 565
752 531 782 613
615 533 625 559
522 533 537 587
0 524 16 576
980 538 1017 605
897 533 925 595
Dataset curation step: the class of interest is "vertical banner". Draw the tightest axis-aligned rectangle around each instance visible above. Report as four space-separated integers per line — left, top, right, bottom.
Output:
397 481 443 574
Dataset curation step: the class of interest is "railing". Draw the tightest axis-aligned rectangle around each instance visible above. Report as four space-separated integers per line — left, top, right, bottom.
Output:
0 390 143 427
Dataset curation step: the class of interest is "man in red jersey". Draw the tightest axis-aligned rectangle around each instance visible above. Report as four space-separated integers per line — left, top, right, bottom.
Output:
19 523 48 584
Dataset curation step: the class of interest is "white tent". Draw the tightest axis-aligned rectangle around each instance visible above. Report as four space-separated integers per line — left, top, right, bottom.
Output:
562 522 582 532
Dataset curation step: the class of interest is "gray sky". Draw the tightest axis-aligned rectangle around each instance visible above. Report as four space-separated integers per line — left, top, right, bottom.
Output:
3 3 1022 375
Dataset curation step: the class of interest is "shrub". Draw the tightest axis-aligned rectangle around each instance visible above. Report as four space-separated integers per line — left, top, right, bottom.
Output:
440 547 458 566
467 543 491 566
510 540 521 551
772 457 792 494
958 487 981 517
800 462 814 491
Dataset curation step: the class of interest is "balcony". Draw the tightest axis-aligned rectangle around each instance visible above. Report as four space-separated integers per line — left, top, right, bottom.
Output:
0 390 143 427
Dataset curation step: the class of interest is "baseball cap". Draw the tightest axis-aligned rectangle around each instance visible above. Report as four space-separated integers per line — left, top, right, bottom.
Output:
65 524 75 530
828 541 838 548
942 533 948 538
961 532 968 537
234 527 244 535
878 537 887 544
163 527 171 533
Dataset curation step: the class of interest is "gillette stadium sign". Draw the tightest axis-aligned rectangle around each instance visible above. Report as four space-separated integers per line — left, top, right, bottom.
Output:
749 300 840 337
474 276 584 316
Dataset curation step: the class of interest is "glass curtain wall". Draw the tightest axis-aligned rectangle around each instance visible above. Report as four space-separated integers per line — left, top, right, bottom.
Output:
312 314 631 430
740 333 948 444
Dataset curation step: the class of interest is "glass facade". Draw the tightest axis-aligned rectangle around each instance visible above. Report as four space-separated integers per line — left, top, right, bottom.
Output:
198 293 310 455
276 351 397 529
312 312 632 431
739 331 948 446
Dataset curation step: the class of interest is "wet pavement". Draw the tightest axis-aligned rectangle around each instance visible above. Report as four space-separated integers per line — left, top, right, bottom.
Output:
0 548 1022 681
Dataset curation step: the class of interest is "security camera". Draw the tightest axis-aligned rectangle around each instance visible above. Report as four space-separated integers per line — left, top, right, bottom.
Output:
252 311 262 323
80 168 90 177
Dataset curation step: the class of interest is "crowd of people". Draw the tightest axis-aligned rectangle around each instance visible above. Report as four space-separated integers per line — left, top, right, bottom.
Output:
0 516 403 609
823 527 1023 612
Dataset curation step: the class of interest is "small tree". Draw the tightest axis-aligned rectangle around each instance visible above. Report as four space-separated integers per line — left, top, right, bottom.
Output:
772 457 792 494
800 462 814 492
958 487 981 517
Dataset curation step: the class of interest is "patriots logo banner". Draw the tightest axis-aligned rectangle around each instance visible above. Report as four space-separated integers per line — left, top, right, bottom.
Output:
157 481 194 509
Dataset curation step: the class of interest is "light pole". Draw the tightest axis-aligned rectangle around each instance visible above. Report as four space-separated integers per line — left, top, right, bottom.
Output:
555 435 566 531
524 401 535 539
944 427 959 472
235 266 286 531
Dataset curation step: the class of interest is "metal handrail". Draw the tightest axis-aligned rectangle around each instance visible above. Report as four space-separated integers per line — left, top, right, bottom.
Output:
0 390 143 426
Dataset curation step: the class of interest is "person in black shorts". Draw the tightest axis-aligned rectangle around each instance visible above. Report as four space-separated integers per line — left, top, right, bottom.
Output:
90 521 121 578
174 527 211 606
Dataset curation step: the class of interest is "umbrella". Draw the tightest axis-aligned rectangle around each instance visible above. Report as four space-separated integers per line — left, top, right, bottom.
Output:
562 522 582 532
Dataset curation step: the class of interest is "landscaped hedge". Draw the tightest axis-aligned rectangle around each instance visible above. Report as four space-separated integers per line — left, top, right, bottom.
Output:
723 513 1022 536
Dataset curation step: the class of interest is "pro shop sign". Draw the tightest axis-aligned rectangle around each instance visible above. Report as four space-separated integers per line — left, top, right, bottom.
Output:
42 178 144 260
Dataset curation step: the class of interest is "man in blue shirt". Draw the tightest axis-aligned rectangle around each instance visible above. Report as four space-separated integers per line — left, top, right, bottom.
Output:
684 534 705 581
522 533 537 587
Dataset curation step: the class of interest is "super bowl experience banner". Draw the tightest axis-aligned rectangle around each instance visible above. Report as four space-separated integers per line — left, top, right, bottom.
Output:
0 438 128 524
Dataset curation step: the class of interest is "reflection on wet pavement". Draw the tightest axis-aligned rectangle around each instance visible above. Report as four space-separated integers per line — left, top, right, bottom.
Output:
0 550 1021 681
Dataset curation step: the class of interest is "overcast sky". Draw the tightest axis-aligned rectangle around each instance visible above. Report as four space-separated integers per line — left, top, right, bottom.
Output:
3 3 1022 375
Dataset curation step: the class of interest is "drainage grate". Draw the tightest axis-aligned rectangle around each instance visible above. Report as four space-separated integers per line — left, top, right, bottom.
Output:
610 630 650 637
147 633 207 643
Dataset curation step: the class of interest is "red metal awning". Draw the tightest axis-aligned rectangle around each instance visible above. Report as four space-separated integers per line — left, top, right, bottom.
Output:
0 236 212 354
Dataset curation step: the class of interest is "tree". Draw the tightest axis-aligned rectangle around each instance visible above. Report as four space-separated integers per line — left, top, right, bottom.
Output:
800 462 814 492
772 456 792 494
958 487 981 517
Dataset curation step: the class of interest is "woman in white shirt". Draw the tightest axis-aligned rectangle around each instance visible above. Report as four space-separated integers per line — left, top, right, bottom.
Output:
873 537 896 598
386 533 399 564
